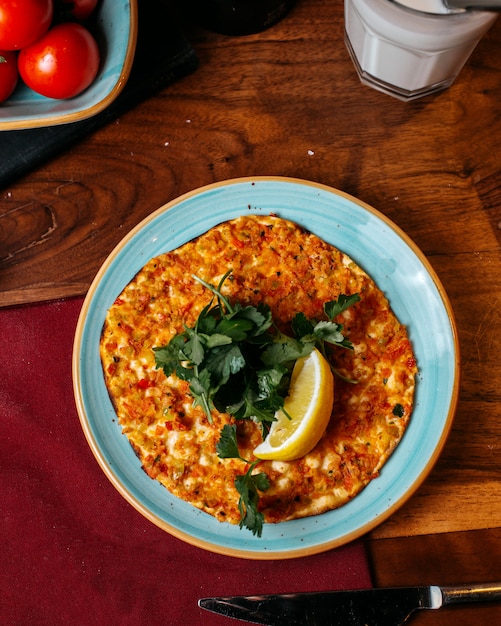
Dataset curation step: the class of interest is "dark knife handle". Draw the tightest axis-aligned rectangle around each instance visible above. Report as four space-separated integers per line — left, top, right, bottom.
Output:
441 583 501 606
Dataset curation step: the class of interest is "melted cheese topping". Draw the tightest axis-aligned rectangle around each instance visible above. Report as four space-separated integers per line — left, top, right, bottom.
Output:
100 215 417 525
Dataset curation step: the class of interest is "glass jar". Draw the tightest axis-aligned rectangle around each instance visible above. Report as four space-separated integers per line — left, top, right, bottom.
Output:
344 0 498 100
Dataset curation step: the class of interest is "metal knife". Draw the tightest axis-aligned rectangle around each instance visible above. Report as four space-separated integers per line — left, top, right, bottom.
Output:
199 583 501 625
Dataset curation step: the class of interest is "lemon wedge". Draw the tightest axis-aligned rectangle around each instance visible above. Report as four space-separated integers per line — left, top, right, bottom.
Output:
253 348 334 461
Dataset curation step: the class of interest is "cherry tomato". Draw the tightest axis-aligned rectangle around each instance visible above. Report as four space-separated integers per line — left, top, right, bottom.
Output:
0 50 18 102
18 22 100 100
0 0 54 50
59 0 99 21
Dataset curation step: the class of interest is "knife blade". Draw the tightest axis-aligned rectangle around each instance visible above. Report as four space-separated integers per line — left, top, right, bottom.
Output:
198 583 501 625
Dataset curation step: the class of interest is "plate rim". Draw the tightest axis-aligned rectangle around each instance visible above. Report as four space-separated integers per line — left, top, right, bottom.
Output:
72 175 460 559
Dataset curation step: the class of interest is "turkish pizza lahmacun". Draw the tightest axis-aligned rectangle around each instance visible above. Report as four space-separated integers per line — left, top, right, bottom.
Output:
100 214 417 533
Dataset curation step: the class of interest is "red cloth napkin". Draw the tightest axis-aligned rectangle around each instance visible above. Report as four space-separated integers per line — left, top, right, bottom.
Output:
0 298 372 626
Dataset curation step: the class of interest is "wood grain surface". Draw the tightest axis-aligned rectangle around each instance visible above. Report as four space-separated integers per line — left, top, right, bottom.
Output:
1 0 501 605
367 529 501 624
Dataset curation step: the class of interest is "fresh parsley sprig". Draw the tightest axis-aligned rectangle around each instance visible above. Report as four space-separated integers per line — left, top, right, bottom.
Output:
154 270 306 430
290 293 361 382
216 424 270 536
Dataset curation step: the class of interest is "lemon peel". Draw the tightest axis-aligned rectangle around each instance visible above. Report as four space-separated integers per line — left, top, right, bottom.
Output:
253 348 334 461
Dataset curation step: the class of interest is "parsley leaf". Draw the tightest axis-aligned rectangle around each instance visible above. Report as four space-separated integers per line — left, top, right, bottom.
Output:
216 423 241 458
393 403 404 417
324 293 361 320
291 311 315 338
206 343 246 382
261 335 314 366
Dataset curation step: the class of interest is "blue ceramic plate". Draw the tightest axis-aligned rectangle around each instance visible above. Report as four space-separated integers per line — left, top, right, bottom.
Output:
0 0 137 130
73 177 459 559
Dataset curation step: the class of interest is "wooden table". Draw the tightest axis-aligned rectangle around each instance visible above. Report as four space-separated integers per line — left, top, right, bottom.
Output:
2 0 501 622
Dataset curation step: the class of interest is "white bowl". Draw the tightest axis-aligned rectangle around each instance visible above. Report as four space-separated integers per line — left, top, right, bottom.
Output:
0 0 138 130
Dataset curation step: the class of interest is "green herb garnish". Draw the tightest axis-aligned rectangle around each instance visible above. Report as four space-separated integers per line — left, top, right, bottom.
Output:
153 271 359 536
393 403 404 417
217 424 270 536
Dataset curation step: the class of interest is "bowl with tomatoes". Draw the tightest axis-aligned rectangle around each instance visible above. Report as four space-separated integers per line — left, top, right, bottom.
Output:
0 0 138 130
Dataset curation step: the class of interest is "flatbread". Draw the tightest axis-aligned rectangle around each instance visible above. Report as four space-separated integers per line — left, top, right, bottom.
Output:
100 215 417 526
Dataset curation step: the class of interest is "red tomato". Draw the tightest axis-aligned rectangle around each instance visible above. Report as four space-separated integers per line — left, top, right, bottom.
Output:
60 0 99 21
18 22 100 100
0 50 18 102
0 0 53 50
